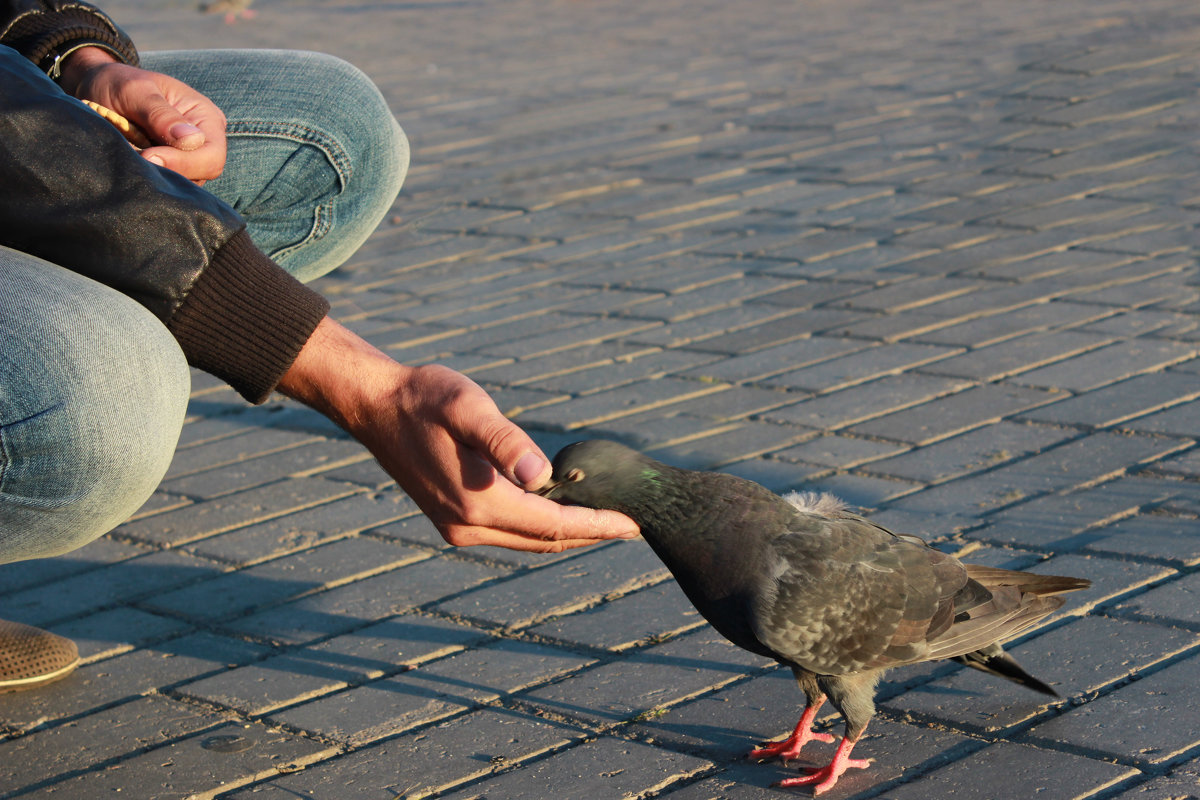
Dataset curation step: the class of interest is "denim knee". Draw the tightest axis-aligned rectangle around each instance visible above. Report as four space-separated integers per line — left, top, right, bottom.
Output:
0 262 191 563
149 49 411 283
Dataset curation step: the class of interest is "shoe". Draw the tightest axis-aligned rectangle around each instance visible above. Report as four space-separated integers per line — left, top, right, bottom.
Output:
0 619 80 692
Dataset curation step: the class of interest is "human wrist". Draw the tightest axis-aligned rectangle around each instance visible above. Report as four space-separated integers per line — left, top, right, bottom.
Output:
277 317 408 437
56 46 119 96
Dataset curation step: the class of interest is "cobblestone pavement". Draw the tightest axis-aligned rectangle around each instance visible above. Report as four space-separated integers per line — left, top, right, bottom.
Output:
2 0 1199 797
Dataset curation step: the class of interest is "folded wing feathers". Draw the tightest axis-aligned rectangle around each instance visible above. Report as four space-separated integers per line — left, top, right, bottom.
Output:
964 565 1091 596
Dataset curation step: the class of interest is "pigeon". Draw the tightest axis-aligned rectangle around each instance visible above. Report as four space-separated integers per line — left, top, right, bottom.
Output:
538 440 1089 794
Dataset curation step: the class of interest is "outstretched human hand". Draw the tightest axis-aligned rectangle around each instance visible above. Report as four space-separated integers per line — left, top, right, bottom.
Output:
58 46 227 184
278 318 641 552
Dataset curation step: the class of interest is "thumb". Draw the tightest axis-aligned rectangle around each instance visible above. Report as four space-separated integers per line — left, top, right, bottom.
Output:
140 97 206 151
456 407 551 490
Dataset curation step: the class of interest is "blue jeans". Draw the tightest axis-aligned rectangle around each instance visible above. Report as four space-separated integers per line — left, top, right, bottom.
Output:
0 50 408 564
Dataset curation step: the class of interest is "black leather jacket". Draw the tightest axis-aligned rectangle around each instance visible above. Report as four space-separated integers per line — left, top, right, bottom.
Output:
0 1 328 402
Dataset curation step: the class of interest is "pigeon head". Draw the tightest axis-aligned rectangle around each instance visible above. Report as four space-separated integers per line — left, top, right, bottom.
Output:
536 440 666 515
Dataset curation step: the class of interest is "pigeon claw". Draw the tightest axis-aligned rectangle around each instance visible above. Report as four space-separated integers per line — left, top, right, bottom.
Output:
749 701 834 763
775 757 870 794
748 730 835 762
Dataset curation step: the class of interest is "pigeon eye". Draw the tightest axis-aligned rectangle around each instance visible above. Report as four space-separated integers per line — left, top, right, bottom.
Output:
565 468 585 483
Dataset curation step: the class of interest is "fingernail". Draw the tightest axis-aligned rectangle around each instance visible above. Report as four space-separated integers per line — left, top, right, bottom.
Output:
514 453 546 485
169 122 203 141
146 154 165 166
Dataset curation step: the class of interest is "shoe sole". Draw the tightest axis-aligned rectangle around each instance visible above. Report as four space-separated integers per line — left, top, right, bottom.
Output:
0 658 80 693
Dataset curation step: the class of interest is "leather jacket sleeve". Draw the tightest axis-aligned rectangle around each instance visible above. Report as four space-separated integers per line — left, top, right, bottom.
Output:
0 0 138 76
0 38 329 403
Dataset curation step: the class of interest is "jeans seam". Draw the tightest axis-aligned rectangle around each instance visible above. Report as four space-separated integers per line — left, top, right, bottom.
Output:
226 121 354 184
226 121 351 259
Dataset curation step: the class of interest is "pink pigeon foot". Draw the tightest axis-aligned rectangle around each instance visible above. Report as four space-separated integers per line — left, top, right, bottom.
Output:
749 701 834 762
776 736 870 795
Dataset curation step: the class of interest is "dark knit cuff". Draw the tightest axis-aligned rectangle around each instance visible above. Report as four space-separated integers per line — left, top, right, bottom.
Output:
167 231 331 404
2 5 139 75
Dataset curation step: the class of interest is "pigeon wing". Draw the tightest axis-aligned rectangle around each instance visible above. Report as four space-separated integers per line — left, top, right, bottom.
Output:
748 511 967 675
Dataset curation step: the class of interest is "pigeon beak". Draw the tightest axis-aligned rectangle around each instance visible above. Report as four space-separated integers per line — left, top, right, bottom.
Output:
534 480 559 498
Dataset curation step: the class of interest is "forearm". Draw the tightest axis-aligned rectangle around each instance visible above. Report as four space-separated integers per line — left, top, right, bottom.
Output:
276 316 401 435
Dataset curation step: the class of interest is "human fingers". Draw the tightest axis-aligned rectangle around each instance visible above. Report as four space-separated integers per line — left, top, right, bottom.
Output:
140 141 226 184
429 474 639 548
441 376 552 490
435 525 612 553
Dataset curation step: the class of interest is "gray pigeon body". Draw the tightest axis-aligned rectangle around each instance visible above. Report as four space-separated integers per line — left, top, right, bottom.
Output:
539 440 1089 794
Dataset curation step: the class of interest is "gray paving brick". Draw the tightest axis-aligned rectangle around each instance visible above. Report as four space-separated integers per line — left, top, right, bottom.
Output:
1122 400 1200 438
184 490 417 566
663 384 804 420
1083 512 1200 564
823 309 951 342
162 427 323 482
1014 338 1199 392
2 549 224 627
143 538 428 622
521 627 770 727
850 383 1068 444
588 411 741 451
772 433 908 468
1153 448 1200 479
225 708 588 799
646 420 813 468
435 736 714 800
1071 269 1197 309
528 578 703 651
762 341 962 393
829 276 985 313
435 540 667 629
866 421 1076 484
0 694 225 793
650 762 802 800
992 197 1153 230
1105 767 1200 800
682 307 871 353
677 335 870 384
223 556 505 645
966 248 1137 282
892 432 1184 514
161 439 368 500
923 330 1115 381
627 303 825 349
176 618 488 720
764 373 973 430
974 475 1179 550
271 640 592 747
41 719 333 799
114 478 363 548
517 376 730 430
0 536 140 596
877 740 1135 799
1021 657 1200 766
522 349 722 396
55 607 193 662
1026 553 1178 622
1017 370 1200 428
1111 570 1200 629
